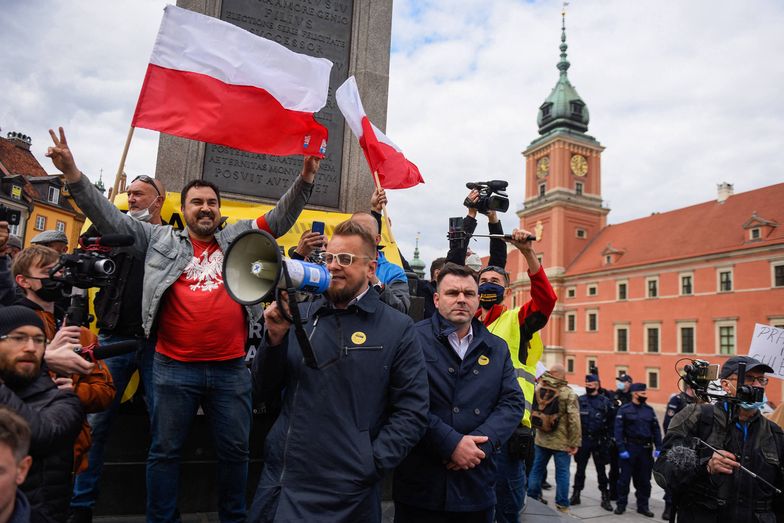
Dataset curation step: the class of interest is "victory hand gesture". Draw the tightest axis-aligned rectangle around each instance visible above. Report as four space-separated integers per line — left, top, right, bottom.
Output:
46 127 81 181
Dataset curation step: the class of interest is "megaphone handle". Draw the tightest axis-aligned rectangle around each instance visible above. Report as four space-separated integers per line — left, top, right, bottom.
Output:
279 263 319 369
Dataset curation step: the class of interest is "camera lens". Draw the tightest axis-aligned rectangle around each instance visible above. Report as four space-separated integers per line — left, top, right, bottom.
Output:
93 258 116 276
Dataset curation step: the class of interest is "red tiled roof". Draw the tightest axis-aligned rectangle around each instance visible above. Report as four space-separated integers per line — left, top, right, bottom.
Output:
0 136 48 177
566 183 784 276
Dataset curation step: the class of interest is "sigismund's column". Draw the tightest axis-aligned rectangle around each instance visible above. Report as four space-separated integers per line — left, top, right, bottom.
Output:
154 0 392 214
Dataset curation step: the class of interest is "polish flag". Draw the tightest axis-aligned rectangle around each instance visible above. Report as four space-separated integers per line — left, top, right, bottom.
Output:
335 77 424 189
132 5 332 158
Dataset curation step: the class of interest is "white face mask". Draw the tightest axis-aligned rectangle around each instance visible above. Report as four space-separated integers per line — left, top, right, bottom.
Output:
129 201 156 222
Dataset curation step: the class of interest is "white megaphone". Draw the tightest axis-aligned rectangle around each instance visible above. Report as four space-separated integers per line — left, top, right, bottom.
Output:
222 229 331 306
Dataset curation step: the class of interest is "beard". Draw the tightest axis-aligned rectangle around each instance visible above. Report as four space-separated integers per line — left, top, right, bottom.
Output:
0 357 41 389
325 277 367 306
186 211 218 237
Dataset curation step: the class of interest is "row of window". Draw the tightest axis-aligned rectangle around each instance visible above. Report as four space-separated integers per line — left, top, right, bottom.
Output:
537 182 584 197
566 265 784 300
33 215 67 233
567 358 663 390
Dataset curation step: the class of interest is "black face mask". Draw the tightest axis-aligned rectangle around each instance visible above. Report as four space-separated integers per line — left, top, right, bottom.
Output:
637 396 648 405
587 387 599 395
478 282 505 310
27 276 63 303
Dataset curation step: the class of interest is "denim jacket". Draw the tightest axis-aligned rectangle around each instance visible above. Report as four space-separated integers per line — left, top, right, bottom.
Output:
67 174 313 336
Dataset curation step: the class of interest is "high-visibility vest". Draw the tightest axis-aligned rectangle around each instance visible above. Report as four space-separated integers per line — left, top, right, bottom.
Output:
487 308 543 428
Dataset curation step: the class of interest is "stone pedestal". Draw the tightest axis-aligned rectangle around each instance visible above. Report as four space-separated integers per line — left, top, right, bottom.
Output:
154 0 392 213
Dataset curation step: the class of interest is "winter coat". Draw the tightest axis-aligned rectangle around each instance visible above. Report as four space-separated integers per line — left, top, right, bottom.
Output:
0 370 83 522
250 289 429 523
534 372 581 451
393 313 525 512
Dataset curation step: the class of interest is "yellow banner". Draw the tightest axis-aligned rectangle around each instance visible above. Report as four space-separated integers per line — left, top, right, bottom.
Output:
111 192 405 267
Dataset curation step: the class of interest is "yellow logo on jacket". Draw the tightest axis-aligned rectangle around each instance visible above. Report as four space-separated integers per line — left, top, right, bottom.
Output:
351 332 367 345
478 355 490 366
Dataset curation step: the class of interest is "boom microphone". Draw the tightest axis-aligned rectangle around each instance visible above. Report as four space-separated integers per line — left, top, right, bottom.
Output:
74 340 139 362
81 234 135 248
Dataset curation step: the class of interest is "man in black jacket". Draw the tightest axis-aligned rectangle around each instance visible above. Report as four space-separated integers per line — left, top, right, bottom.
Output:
0 306 83 522
654 356 784 522
250 220 429 523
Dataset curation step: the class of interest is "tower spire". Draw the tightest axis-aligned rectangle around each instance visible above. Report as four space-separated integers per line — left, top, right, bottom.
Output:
558 2 570 77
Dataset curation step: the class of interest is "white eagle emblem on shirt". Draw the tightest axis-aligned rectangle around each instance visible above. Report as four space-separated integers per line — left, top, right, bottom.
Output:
183 249 224 292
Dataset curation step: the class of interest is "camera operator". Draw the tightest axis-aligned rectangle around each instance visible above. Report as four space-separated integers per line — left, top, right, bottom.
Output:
11 245 115 478
654 356 784 522
447 188 507 269
660 382 697 520
69 174 165 523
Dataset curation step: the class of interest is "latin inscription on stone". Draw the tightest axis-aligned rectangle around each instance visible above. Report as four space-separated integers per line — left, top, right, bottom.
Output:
202 0 354 208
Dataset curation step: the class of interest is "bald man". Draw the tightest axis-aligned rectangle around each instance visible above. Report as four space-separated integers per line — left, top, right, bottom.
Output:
527 364 581 513
350 212 410 313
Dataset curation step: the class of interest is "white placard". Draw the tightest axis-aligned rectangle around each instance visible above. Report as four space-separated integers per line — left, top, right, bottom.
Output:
747 323 784 380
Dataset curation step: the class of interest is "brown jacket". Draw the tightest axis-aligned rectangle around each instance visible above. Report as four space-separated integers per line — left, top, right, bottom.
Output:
534 372 581 451
35 308 116 473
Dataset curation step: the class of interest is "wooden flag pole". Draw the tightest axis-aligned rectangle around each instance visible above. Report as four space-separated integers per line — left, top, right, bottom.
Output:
110 126 136 203
372 171 397 246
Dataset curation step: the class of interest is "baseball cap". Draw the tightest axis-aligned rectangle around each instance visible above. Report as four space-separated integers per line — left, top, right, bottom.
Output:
719 356 773 379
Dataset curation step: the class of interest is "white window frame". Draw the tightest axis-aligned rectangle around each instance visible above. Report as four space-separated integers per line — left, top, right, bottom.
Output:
566 312 577 332
677 321 697 354
47 186 60 204
575 181 584 195
615 323 630 352
34 215 46 231
8 223 20 236
586 309 599 332
586 357 597 375
647 368 660 390
769 316 784 330
55 220 66 233
616 366 629 379
679 271 694 296
644 322 661 353
566 286 576 298
750 227 761 240
617 280 628 301
772 261 784 288
646 276 659 298
717 267 734 293
586 283 598 297
715 319 737 355
576 228 587 239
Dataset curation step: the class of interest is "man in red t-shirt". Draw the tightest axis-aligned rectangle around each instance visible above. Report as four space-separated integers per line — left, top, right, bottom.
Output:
46 126 320 522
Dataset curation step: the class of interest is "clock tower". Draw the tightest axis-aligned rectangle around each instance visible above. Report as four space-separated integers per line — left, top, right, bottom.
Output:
519 12 609 274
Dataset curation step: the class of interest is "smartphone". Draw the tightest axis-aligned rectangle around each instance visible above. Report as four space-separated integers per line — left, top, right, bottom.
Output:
311 221 325 236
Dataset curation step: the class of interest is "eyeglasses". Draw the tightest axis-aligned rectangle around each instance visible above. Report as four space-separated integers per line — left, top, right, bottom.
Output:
0 334 47 347
319 252 371 267
745 376 769 386
131 175 161 197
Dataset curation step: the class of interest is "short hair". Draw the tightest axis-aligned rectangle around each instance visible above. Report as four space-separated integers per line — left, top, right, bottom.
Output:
181 179 221 207
12 244 60 278
0 407 31 462
332 220 377 259
430 257 447 279
350 212 379 236
436 262 478 288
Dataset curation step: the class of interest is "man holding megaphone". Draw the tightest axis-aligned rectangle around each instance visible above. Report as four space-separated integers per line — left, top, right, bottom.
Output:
46 127 320 523
249 220 430 523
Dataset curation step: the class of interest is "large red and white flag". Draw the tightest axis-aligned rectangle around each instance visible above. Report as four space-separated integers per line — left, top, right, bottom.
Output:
335 76 423 189
132 5 332 157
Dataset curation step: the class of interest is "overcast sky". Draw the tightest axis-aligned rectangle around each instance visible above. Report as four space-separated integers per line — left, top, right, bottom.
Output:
1 1 782 269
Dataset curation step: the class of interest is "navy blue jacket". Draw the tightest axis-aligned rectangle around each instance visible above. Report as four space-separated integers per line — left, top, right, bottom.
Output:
393 313 525 512
579 392 613 443
662 391 695 431
614 402 662 453
250 289 429 523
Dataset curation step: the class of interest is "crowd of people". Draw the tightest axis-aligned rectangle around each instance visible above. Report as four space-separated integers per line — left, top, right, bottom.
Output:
0 125 783 523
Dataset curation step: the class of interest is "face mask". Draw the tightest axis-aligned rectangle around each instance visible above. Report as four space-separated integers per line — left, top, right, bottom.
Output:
587 387 598 395
478 282 505 310
129 200 157 222
616 381 625 391
637 396 648 405
31 277 63 303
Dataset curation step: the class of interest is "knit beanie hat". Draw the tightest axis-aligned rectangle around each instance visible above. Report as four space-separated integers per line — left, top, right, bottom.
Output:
0 306 45 338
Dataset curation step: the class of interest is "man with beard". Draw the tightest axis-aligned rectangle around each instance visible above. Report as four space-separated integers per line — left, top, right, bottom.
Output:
46 127 319 522
0 306 83 522
250 220 429 522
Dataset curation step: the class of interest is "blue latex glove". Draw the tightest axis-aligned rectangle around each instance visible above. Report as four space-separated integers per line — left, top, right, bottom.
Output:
653 450 661 458
619 450 630 459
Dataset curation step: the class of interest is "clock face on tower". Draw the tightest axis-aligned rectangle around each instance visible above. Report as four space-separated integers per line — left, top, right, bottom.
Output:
570 154 588 177
536 157 550 179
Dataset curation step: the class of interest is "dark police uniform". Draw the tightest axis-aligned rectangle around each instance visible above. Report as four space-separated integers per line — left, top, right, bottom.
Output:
607 376 633 501
614 390 662 515
572 378 613 509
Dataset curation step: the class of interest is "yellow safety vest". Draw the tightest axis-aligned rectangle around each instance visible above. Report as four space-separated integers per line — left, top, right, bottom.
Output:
487 308 543 428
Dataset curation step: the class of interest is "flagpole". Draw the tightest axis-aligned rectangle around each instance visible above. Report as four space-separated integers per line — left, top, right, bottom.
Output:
110 125 136 203
372 171 397 246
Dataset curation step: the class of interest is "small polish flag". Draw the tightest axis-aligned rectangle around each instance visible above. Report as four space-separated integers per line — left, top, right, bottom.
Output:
336 76 424 189
132 5 332 158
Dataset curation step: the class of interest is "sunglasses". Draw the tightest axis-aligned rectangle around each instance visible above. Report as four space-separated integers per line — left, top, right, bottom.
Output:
131 175 161 197
319 252 371 267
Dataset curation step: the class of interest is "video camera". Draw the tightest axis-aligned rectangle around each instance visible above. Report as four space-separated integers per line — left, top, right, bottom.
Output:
679 358 764 405
0 203 22 226
463 180 510 214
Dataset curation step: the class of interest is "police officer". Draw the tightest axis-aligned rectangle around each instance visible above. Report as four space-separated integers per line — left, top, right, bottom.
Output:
570 374 614 511
613 383 662 516
607 373 633 502
660 383 696 520
654 356 784 523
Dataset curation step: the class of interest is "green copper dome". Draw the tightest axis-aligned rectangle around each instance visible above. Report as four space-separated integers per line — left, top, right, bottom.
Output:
410 234 426 279
537 13 589 135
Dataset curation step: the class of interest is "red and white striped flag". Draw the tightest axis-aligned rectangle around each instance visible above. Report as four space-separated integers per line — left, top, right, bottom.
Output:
335 76 424 189
132 5 332 157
